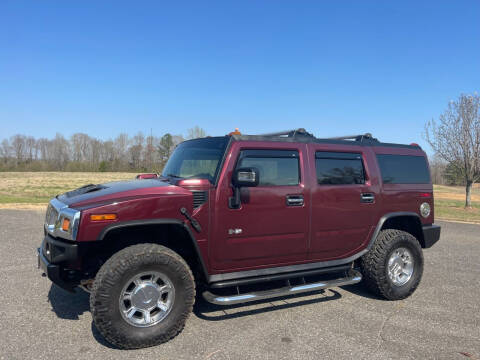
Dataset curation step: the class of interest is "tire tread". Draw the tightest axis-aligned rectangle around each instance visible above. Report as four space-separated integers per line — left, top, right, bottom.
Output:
90 243 195 349
360 229 423 300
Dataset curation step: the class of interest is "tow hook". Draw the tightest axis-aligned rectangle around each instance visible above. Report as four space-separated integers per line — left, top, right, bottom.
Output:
180 207 202 233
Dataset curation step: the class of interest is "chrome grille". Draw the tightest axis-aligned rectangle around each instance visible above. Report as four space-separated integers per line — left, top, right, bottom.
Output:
192 191 208 209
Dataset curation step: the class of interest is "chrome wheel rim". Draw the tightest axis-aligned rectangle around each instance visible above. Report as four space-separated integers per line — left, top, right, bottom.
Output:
119 271 175 327
387 247 414 286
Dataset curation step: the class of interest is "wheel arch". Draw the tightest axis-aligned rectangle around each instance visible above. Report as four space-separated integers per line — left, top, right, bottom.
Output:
88 219 209 282
370 212 426 249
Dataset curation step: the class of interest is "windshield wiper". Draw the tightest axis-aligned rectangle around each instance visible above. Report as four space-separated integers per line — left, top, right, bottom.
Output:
166 174 184 179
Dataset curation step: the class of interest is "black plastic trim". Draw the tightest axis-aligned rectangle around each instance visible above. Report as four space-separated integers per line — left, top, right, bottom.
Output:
209 264 351 288
422 224 441 248
42 234 78 264
366 211 422 251
97 218 209 280
37 248 77 292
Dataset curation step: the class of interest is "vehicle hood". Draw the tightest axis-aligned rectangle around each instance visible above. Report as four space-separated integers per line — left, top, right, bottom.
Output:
57 179 192 208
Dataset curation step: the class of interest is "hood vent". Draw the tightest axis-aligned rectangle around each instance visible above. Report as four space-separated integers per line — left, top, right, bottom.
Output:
192 190 208 209
63 184 107 198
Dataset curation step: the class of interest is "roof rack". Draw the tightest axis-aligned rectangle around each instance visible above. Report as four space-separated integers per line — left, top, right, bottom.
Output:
259 128 315 138
325 133 377 142
258 129 377 142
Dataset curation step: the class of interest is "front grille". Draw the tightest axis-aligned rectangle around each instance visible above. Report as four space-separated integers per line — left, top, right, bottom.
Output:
192 191 208 209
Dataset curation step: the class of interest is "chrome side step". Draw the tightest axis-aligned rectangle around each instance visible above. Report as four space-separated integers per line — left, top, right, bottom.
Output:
202 270 362 305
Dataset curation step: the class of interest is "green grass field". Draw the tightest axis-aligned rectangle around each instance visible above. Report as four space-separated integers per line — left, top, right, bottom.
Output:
0 172 479 223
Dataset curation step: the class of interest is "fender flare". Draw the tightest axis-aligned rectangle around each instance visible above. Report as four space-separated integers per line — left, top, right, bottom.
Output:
367 211 423 251
97 218 209 280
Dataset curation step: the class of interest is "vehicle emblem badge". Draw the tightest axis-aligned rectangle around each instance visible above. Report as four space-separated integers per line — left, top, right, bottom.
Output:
228 228 243 235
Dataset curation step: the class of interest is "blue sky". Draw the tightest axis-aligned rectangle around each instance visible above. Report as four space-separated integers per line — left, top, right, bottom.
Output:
1 1 479 153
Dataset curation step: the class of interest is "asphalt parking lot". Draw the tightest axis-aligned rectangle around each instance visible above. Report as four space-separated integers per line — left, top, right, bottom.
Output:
0 209 478 360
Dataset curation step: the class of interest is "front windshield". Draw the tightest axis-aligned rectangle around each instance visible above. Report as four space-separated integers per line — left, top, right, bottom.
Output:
162 137 229 184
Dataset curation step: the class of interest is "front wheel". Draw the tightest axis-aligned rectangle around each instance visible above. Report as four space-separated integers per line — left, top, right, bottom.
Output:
360 229 424 300
90 244 195 349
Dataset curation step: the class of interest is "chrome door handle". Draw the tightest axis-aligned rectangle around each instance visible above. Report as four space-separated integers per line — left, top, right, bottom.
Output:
360 193 375 203
286 195 304 206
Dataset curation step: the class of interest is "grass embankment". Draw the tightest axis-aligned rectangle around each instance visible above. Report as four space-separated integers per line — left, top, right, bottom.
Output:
0 172 479 223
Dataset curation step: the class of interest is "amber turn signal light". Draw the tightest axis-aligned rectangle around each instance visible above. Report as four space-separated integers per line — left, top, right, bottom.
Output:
61 218 70 231
90 214 117 221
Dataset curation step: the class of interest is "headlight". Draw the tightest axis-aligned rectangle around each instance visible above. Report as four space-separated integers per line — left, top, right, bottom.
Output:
420 202 431 218
44 199 81 240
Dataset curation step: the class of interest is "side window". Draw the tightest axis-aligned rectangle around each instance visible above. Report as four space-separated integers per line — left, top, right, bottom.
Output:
237 150 300 186
315 152 365 185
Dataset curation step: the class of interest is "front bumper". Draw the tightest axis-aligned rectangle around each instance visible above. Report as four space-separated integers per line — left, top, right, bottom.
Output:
37 235 80 292
422 224 441 248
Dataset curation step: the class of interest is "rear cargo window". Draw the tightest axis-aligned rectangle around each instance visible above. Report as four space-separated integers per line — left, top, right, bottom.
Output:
315 152 365 185
376 154 430 184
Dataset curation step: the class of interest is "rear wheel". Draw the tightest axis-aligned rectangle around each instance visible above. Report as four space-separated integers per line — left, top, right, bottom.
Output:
90 243 195 349
360 229 423 300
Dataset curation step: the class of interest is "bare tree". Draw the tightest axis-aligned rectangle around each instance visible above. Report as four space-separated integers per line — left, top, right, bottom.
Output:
428 154 447 185
36 138 49 161
10 134 26 165
129 132 145 169
52 133 70 169
425 93 480 207
113 133 129 170
0 139 10 164
25 136 36 162
186 126 207 139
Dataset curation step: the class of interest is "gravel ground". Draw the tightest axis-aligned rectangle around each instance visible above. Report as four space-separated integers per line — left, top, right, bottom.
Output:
0 209 478 360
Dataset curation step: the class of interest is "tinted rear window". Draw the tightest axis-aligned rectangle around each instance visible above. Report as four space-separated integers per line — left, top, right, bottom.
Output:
315 152 365 185
376 154 430 184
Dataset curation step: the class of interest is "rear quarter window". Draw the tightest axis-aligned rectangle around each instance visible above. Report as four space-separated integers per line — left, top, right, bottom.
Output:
376 154 430 184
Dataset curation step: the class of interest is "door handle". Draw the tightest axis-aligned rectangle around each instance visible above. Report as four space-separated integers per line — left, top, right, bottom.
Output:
360 193 375 203
286 195 304 206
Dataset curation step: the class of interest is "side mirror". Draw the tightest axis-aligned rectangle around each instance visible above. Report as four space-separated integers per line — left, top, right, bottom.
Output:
233 167 259 187
230 167 259 209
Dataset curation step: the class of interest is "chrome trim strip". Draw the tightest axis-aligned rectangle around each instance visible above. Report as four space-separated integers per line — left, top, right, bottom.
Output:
203 270 362 305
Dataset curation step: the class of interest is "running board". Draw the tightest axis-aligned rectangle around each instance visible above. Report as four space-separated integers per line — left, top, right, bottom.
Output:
202 270 362 305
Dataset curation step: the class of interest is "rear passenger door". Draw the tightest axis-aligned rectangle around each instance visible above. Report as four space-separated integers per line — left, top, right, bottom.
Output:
212 145 309 270
309 147 380 260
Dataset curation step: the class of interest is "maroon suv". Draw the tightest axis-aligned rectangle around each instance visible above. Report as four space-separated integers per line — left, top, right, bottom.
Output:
37 129 441 349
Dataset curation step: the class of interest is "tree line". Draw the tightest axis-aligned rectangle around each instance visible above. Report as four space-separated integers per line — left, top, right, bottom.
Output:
0 126 206 172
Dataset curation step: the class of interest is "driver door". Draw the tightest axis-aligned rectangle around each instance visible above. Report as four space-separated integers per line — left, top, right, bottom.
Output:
211 144 309 271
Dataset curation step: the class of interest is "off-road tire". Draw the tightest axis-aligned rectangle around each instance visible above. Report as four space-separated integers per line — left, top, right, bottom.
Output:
90 243 195 349
360 229 423 300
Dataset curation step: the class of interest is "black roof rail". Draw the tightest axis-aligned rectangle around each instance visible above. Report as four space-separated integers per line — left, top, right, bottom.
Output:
259 128 315 138
232 130 417 148
325 133 378 142
258 129 376 142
